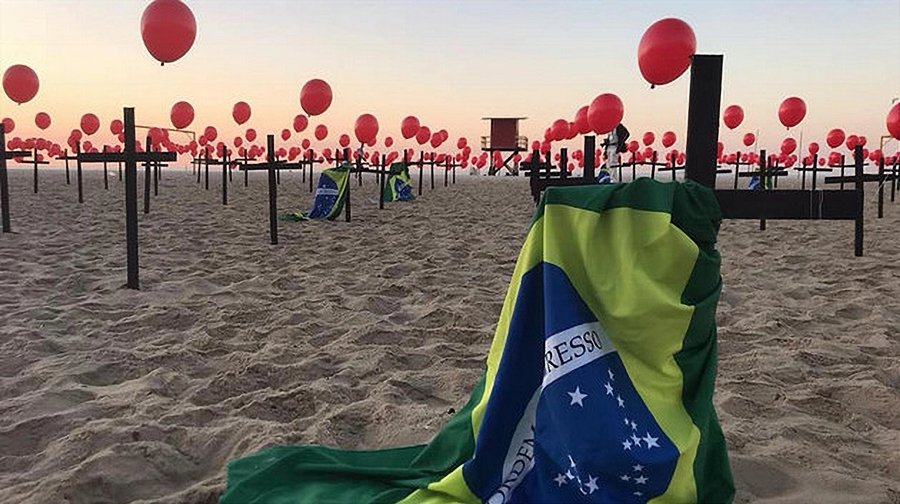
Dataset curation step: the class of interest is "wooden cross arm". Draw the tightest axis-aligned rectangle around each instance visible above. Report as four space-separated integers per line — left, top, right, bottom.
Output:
824 173 896 184
737 170 789 178
3 150 31 159
793 166 834 172
20 159 50 165
715 190 859 220
716 168 733 174
79 151 176 163
238 160 290 171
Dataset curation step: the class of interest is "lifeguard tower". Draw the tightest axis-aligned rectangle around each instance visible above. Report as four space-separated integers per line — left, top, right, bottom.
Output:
481 117 528 175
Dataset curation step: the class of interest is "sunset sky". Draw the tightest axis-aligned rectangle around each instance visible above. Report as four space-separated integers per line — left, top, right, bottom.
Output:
1 0 899 157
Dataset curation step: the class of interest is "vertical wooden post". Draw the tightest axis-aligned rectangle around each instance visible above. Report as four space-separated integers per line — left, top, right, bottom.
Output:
811 153 819 191
840 154 846 191
267 135 278 245
877 155 884 219
123 108 140 290
0 129 11 233
684 54 723 189
759 150 767 231
651 151 658 180
65 150 71 185
309 151 314 193
430 154 435 190
379 154 386 210
418 152 424 196
222 149 229 206
32 148 39 193
143 136 152 214
854 145 864 257
103 147 109 191
444 158 449 187
76 141 84 204
560 148 568 180
583 136 595 181
205 152 210 190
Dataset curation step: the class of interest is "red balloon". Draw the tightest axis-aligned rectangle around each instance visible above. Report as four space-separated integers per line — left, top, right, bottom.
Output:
339 133 351 148
551 119 569 141
742 132 755 147
587 93 624 135
857 136 867 147
385 136 394 148
314 124 328 141
401 116 420 139
637 18 696 87
826 128 845 149
354 113 379 144
245 128 257 142
808 142 820 155
291 114 307 133
170 101 194 129
723 105 744 130
780 137 797 155
233 136 243 148
301 138 310 150
642 132 655 146
300 79 333 116
1 117 14 134
232 101 251 125
778 97 806 129
204 126 218 142
627 141 639 153
846 135 859 150
140 0 196 65
80 113 100 135
415 126 431 146
888 103 900 140
430 132 443 149
280 129 291 142
109 119 123 135
662 131 676 148
34 112 51 130
574 106 591 135
2 64 39 104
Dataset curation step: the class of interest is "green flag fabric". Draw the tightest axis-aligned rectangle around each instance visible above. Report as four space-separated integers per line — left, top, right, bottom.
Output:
222 178 734 504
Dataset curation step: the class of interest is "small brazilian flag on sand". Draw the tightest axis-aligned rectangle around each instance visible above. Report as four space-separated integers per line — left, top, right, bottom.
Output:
222 178 734 504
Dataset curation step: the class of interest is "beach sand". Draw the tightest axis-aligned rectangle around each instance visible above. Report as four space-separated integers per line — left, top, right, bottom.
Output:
0 167 898 503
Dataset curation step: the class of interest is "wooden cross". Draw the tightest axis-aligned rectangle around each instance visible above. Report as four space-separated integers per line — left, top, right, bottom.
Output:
79 108 176 289
237 135 281 244
198 150 232 205
685 55 865 257
0 129 31 233
824 154 895 219
56 149 76 186
19 148 50 194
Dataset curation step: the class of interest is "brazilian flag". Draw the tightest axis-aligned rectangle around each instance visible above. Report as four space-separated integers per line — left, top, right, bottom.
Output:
283 163 350 221
382 162 416 202
222 178 734 504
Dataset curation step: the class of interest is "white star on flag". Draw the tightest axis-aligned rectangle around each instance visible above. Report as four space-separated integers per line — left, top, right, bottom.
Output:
633 464 644 472
631 420 638 430
635 475 649 485
620 474 631 482
617 395 625 408
631 433 642 447
568 455 577 468
624 417 630 426
554 473 568 487
634 491 644 497
608 369 614 380
566 470 575 480
622 439 632 450
585 475 599 494
643 433 660 449
568 387 587 407
605 382 614 395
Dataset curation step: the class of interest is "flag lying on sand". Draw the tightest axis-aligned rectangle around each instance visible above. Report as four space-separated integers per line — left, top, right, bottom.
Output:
282 163 350 221
222 178 734 504
382 162 416 202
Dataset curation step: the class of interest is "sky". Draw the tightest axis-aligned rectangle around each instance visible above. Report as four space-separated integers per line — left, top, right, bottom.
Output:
1 0 899 158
